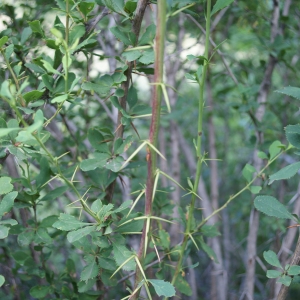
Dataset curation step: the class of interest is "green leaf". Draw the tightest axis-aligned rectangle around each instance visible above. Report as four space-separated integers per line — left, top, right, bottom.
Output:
211 0 235 16
139 49 155 64
122 50 142 62
110 27 131 45
127 85 138 108
69 25 85 46
277 275 292 286
29 20 44 36
275 86 300 100
11 251 30 265
0 219 17 226
51 94 68 103
39 186 68 202
105 156 124 172
104 0 127 15
23 90 44 104
288 265 300 276
0 225 9 239
18 230 35 246
242 164 256 182
0 127 19 139
198 236 219 263
88 127 109 152
78 2 95 16
98 257 116 271
124 0 137 13
42 60 61 75
257 151 268 159
115 88 124 97
116 218 144 233
0 275 5 287
112 241 135 271
112 67 128 83
174 273 192 296
138 24 156 46
50 27 63 39
77 278 97 293
35 157 51 188
200 224 221 237
249 186 262 194
186 54 198 61
113 200 133 213
81 81 112 97
5 44 14 60
97 203 114 221
286 125 300 149
269 140 283 160
35 228 53 244
185 73 197 82
53 214 92 231
25 63 46 74
0 177 13 195
80 258 99 281
115 135 133 155
67 226 96 243
21 27 32 44
40 216 58 228
42 74 54 92
0 80 12 99
263 250 282 269
30 286 51 298
0 192 18 218
62 53 72 71
148 279 175 297
53 72 76 94
254 196 294 220
7 145 27 160
269 162 300 185
74 37 97 52
110 96 131 118
266 270 282 278
0 36 8 48
80 153 111 171
158 230 170 249
0 117 7 128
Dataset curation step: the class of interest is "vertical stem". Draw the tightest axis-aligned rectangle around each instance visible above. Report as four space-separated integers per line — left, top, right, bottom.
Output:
131 1 167 298
278 234 300 300
171 0 211 287
65 0 69 45
1 50 25 107
65 0 69 94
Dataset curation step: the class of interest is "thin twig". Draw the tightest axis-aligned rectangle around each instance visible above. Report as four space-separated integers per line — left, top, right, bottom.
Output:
187 14 239 86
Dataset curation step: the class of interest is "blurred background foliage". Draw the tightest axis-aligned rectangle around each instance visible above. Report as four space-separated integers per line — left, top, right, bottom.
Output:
1 0 300 299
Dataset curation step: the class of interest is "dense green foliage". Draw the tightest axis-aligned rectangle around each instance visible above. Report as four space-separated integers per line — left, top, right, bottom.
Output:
1 0 300 299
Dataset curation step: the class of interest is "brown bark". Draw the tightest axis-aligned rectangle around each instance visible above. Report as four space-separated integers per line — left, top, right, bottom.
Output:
158 129 169 188
105 0 149 203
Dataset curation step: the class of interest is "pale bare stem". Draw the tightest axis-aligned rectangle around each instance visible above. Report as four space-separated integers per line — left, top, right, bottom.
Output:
243 1 280 298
